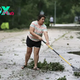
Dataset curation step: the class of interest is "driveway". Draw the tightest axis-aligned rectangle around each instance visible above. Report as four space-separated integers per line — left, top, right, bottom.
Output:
0 28 80 80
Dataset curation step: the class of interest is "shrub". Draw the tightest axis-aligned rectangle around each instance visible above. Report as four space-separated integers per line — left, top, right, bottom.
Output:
27 59 64 71
74 72 80 77
57 76 66 80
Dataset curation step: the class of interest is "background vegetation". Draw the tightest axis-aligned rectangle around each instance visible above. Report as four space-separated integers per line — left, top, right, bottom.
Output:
0 0 80 29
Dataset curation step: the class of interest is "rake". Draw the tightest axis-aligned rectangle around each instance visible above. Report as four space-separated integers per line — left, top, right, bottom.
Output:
42 40 80 72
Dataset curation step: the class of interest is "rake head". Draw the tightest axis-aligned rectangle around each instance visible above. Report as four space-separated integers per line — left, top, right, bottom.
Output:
71 65 80 72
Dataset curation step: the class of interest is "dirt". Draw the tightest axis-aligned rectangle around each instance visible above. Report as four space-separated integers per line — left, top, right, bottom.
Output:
0 28 80 80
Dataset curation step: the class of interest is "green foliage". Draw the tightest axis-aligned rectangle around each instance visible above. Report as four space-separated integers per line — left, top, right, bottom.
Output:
57 76 66 80
20 4 38 28
27 59 64 71
0 0 80 29
70 35 73 39
74 72 80 77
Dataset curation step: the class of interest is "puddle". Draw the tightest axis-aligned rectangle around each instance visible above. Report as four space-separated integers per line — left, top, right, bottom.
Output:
68 51 80 55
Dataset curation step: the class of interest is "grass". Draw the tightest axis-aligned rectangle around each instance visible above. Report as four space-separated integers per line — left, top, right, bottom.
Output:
0 75 1 79
27 59 64 71
13 62 16 65
14 54 19 56
0 54 3 56
76 32 80 39
70 35 73 39
1 28 27 32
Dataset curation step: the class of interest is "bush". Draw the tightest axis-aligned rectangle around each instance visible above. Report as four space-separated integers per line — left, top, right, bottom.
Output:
57 76 66 80
27 59 65 71
74 72 80 77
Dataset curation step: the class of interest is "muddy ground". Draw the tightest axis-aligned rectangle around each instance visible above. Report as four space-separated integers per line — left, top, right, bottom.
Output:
0 28 80 80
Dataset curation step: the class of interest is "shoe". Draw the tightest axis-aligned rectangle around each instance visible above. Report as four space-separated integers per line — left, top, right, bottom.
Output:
33 67 39 70
22 65 27 69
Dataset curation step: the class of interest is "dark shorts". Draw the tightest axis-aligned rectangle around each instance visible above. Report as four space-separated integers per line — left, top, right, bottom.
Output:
50 21 53 23
26 36 41 48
